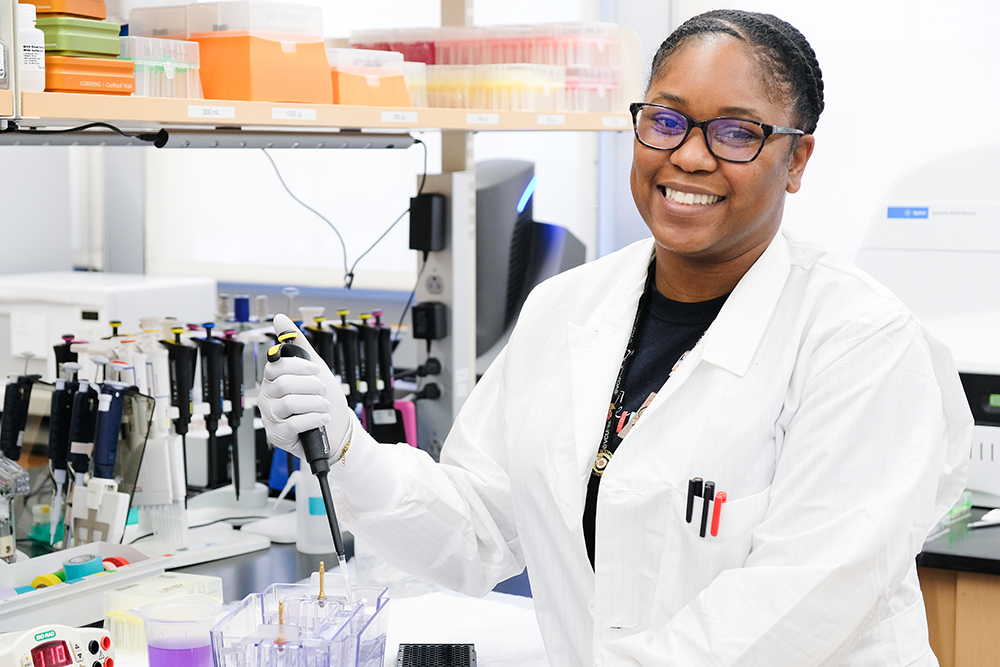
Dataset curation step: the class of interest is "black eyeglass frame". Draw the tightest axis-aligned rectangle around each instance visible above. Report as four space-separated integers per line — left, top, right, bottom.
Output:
629 102 805 164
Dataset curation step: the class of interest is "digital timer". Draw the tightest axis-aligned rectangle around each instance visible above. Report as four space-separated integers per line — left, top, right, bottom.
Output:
0 625 113 667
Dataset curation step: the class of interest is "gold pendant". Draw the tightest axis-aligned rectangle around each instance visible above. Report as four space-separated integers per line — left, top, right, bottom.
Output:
593 450 612 477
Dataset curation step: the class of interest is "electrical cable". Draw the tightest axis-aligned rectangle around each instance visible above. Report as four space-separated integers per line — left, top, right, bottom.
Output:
262 148 350 282
394 251 430 346
0 121 167 146
263 137 429 289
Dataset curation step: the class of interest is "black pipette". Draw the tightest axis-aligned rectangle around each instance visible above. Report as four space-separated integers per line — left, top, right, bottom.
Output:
356 314 381 409
222 330 245 500
1 354 41 461
48 362 79 543
333 310 362 407
371 311 395 407
267 329 353 604
160 327 198 495
194 323 227 489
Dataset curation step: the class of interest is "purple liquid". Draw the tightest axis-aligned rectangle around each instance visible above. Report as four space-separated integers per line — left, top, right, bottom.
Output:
148 643 213 667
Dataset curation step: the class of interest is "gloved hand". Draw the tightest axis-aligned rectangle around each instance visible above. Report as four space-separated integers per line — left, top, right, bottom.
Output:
258 314 352 460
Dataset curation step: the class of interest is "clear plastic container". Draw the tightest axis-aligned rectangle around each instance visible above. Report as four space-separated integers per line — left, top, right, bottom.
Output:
326 47 402 71
119 35 202 98
402 61 427 107
531 22 619 69
565 65 621 112
347 28 392 53
104 572 223 652
480 24 533 65
131 594 222 667
128 4 188 40
474 63 564 111
186 1 323 41
426 64 475 108
433 25 482 65
326 47 409 106
210 581 389 667
388 27 436 65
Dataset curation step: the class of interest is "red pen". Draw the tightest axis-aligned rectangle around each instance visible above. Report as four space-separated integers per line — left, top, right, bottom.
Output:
711 491 726 537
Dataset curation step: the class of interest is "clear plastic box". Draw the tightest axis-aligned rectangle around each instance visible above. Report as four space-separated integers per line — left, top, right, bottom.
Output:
531 22 619 69
388 27 436 65
480 24 533 65
211 582 389 667
426 64 475 108
119 35 202 98
433 25 482 66
128 4 188 40
348 28 392 53
402 61 427 107
565 65 621 112
326 47 409 106
326 47 403 71
103 572 223 652
186 0 323 41
474 63 565 111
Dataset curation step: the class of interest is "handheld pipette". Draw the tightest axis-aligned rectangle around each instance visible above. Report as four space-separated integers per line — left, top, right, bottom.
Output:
160 327 198 496
1 354 41 462
222 330 245 500
48 362 80 543
194 323 227 489
333 311 362 407
267 329 353 605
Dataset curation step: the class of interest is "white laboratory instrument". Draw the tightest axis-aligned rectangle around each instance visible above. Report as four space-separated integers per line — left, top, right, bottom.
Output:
0 625 115 667
855 143 1000 507
0 271 215 386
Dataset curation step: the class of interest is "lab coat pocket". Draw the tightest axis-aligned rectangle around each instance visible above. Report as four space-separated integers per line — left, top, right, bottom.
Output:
651 484 772 624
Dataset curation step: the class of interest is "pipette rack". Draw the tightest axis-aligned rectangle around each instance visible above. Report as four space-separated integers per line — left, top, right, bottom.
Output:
211 580 389 667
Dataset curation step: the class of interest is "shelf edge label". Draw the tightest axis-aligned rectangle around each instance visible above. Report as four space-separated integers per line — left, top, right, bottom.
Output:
467 113 500 125
189 105 236 120
272 107 317 121
537 114 566 126
382 111 418 123
602 115 629 128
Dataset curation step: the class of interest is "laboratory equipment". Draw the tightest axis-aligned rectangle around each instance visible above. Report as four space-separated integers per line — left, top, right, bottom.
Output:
326 47 410 107
0 456 30 563
223 330 246 500
266 329 352 603
1 356 40 461
104 572 224 653
34 16 121 57
854 144 1000 507
118 35 202 99
0 543 163 631
396 644 477 667
22 0 107 20
193 323 227 490
44 54 136 95
211 573 389 667
334 311 363 407
0 271 215 384
0 624 114 667
48 362 80 543
130 594 221 667
160 327 197 490
17 2 45 93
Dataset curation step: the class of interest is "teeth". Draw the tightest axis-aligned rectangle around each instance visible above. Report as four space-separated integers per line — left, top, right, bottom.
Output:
663 187 721 205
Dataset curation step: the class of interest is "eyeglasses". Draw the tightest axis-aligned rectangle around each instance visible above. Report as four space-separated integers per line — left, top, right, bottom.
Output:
629 102 804 164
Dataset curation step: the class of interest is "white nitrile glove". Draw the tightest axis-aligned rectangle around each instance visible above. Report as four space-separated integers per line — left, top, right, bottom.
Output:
258 314 352 460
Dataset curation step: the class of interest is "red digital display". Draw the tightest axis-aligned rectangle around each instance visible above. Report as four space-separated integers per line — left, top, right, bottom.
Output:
31 641 73 667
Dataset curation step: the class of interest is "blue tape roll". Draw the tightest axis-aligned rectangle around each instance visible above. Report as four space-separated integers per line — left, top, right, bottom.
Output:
14 585 35 594
63 553 103 579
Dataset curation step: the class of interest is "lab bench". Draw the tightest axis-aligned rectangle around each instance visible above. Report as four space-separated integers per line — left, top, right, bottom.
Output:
918 507 1000 667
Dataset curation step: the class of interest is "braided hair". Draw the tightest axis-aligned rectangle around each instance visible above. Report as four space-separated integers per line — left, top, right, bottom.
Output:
649 10 825 134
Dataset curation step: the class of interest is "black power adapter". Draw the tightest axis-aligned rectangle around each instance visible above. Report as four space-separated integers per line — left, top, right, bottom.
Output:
411 302 448 341
409 193 447 252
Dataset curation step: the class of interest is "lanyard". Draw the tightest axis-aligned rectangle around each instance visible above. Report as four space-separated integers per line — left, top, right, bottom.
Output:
592 264 655 477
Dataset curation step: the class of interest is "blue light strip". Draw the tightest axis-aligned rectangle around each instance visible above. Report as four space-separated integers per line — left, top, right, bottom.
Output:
517 176 537 214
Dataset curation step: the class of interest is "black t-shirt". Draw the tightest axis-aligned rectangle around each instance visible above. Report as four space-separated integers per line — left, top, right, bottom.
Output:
582 271 729 569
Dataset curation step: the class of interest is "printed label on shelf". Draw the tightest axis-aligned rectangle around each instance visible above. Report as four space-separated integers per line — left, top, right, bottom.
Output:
537 114 566 126
467 113 499 125
602 116 629 128
381 111 418 123
188 105 236 120
272 107 317 121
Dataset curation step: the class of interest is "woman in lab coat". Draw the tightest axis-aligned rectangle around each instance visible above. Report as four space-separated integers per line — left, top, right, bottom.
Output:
260 10 971 666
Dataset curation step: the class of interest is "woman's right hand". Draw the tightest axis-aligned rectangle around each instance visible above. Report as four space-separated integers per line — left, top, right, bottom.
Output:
258 313 352 461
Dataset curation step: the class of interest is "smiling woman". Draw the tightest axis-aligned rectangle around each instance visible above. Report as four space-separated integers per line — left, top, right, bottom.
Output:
257 10 972 667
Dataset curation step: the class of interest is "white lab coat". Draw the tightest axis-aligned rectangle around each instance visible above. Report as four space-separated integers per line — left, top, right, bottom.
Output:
331 231 971 667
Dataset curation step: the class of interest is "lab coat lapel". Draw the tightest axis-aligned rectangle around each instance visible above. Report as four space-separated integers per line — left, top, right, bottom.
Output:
700 231 792 377
565 243 653 492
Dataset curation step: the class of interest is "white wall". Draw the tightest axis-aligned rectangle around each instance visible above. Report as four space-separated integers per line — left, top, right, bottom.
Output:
0 148 73 274
610 0 1000 262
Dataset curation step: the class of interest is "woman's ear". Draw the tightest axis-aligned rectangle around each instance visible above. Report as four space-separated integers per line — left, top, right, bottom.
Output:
786 134 815 194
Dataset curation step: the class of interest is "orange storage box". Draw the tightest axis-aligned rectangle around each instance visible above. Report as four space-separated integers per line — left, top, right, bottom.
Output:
186 1 331 103
326 48 410 106
23 0 106 20
45 55 134 94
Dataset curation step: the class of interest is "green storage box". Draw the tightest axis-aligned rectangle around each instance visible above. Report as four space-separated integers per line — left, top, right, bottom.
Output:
36 16 121 57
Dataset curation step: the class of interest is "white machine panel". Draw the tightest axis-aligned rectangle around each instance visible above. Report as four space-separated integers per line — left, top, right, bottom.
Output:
0 271 215 384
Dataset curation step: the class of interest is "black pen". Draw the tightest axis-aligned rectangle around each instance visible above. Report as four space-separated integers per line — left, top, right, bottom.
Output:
687 477 702 523
700 481 715 538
